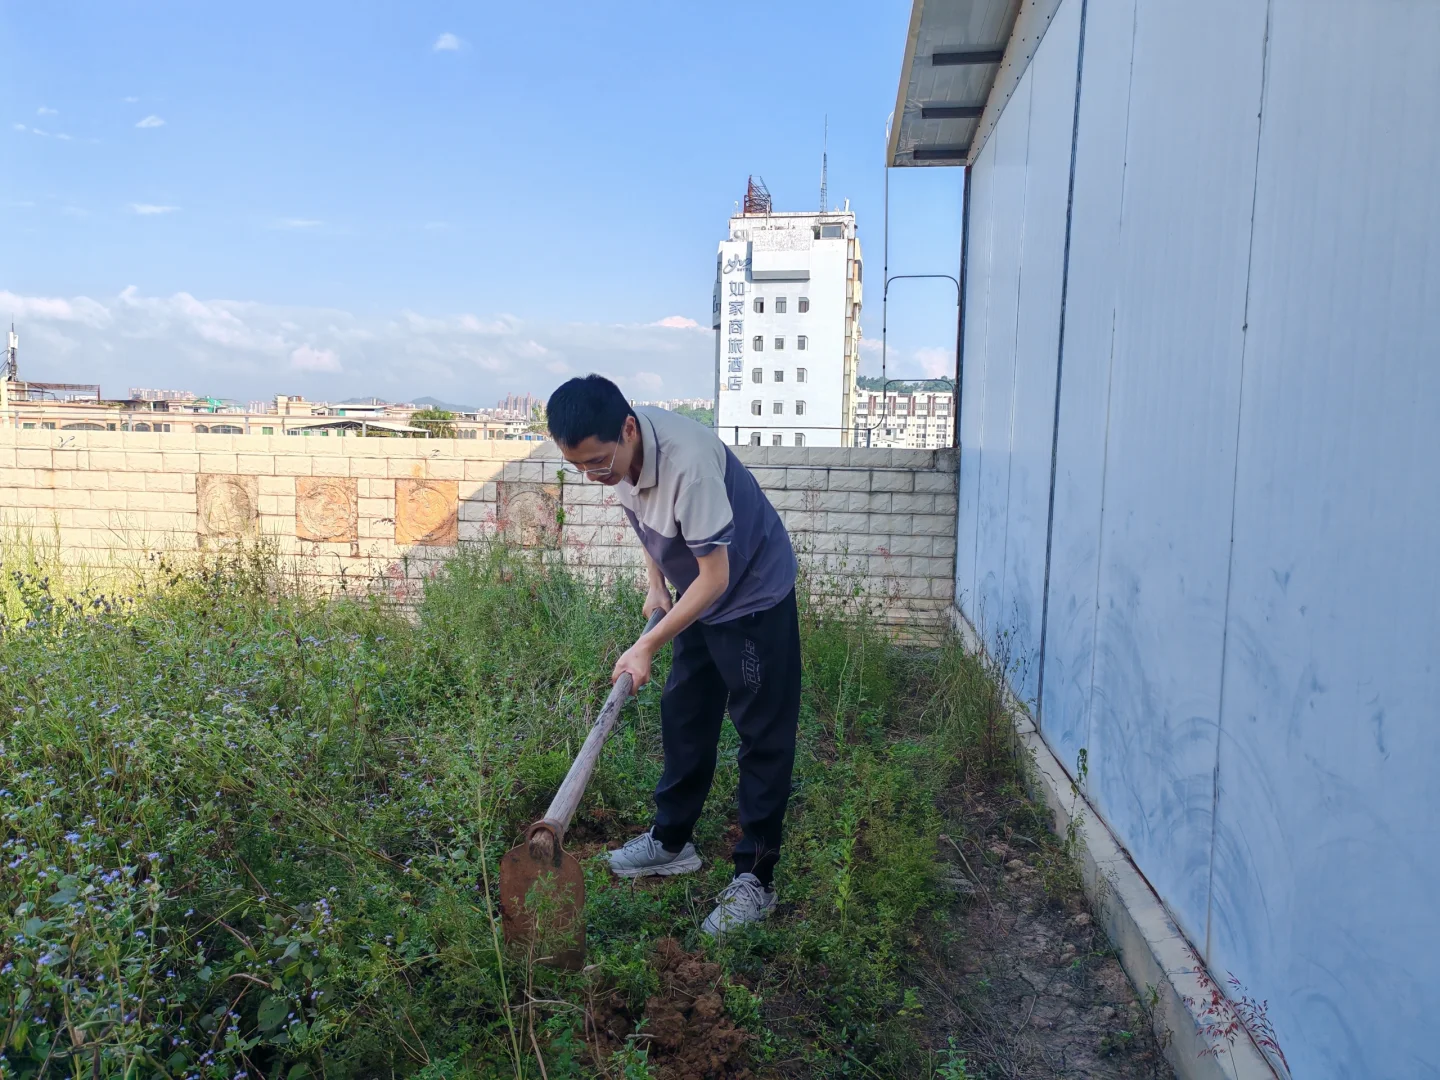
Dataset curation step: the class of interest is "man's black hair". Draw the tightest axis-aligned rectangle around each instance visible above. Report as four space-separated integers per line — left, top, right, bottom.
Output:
546 374 637 447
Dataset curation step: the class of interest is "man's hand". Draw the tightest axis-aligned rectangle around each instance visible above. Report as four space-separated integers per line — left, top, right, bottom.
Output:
612 640 657 690
643 584 673 620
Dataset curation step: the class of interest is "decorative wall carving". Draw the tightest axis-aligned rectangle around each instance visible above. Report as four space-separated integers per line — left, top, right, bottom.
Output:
497 482 561 549
395 479 457 545
197 474 258 540
295 477 358 542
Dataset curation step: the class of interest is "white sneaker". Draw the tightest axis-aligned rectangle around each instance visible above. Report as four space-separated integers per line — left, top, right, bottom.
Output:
701 873 777 937
605 828 703 879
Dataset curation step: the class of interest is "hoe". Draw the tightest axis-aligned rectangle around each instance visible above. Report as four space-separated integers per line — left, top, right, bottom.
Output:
499 610 665 968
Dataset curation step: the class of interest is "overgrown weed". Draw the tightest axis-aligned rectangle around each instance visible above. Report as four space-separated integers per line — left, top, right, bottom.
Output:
0 541 1024 1079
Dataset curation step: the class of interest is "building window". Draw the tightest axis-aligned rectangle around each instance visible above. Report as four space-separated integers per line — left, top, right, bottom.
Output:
798 297 809 313
774 337 784 350
773 401 783 415
22 422 35 429
797 366 807 382
41 422 55 430
794 433 805 447
262 426 275 435
753 297 764 314
750 432 761 446
775 297 787 314
772 433 782 446
855 261 863 282
795 400 806 416
751 367 763 384
751 400 762 416
821 223 844 238
797 335 807 351
753 335 764 351
773 370 784 383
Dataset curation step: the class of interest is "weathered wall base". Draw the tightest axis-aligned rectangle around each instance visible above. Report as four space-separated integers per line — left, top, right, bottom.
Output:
950 607 1279 1080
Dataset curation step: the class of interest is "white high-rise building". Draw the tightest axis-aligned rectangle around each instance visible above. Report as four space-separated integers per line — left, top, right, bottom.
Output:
712 183 863 447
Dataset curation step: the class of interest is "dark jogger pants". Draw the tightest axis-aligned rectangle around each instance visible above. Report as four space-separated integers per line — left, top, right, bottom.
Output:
650 589 801 886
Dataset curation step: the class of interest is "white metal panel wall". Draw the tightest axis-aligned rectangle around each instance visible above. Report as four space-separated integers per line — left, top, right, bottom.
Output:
957 0 1440 1071
1035 0 1135 762
997 0 1082 707
1084 0 1269 948
954 132 996 615
969 70 1032 644
1206 3 1440 1075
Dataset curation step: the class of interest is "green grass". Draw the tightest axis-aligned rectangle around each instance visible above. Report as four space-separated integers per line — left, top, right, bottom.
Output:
0 540 1005 1080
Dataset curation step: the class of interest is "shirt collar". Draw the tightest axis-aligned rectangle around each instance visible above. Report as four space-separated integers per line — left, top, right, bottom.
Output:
628 410 659 492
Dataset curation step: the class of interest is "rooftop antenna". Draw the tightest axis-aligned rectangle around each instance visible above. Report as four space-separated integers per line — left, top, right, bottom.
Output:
3 323 17 381
819 116 829 212
743 175 771 215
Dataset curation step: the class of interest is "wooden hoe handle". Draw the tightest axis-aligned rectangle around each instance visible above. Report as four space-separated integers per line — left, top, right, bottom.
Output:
528 608 666 861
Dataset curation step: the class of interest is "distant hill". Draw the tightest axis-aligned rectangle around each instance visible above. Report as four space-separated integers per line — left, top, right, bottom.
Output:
855 376 956 393
410 395 476 413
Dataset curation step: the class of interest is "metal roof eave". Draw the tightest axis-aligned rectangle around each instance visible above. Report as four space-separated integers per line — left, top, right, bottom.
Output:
888 0 1065 168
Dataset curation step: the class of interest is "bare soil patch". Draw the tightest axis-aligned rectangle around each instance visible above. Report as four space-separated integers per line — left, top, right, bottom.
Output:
585 938 754 1080
919 786 1174 1079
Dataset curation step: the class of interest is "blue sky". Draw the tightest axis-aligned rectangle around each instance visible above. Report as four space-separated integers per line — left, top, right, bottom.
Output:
2 2 964 406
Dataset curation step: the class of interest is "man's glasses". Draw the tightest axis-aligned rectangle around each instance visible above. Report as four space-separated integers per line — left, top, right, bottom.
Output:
561 441 619 480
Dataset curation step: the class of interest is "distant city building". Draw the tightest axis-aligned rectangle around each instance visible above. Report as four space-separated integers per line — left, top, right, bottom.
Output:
129 388 196 402
2 327 546 440
714 179 863 448
630 397 714 412
492 392 538 418
853 389 953 449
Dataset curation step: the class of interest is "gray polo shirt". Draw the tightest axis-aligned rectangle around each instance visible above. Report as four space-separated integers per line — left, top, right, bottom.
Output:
616 406 796 623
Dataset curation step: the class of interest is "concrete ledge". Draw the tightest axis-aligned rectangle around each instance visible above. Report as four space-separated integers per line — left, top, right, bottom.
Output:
950 606 1281 1080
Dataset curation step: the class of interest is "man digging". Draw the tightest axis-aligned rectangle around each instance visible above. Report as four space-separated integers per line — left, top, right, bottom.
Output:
546 374 801 937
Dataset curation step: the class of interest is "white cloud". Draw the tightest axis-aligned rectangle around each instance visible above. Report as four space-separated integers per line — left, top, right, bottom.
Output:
129 203 179 215
0 287 715 402
12 123 25 132
273 218 322 229
123 96 139 104
432 32 464 51
135 115 165 129
290 345 342 373
652 315 701 330
31 127 48 137
55 133 72 141
37 106 58 116
0 290 112 327
914 346 954 378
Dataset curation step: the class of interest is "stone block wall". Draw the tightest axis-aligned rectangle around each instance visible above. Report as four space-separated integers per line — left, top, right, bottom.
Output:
0 430 957 635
